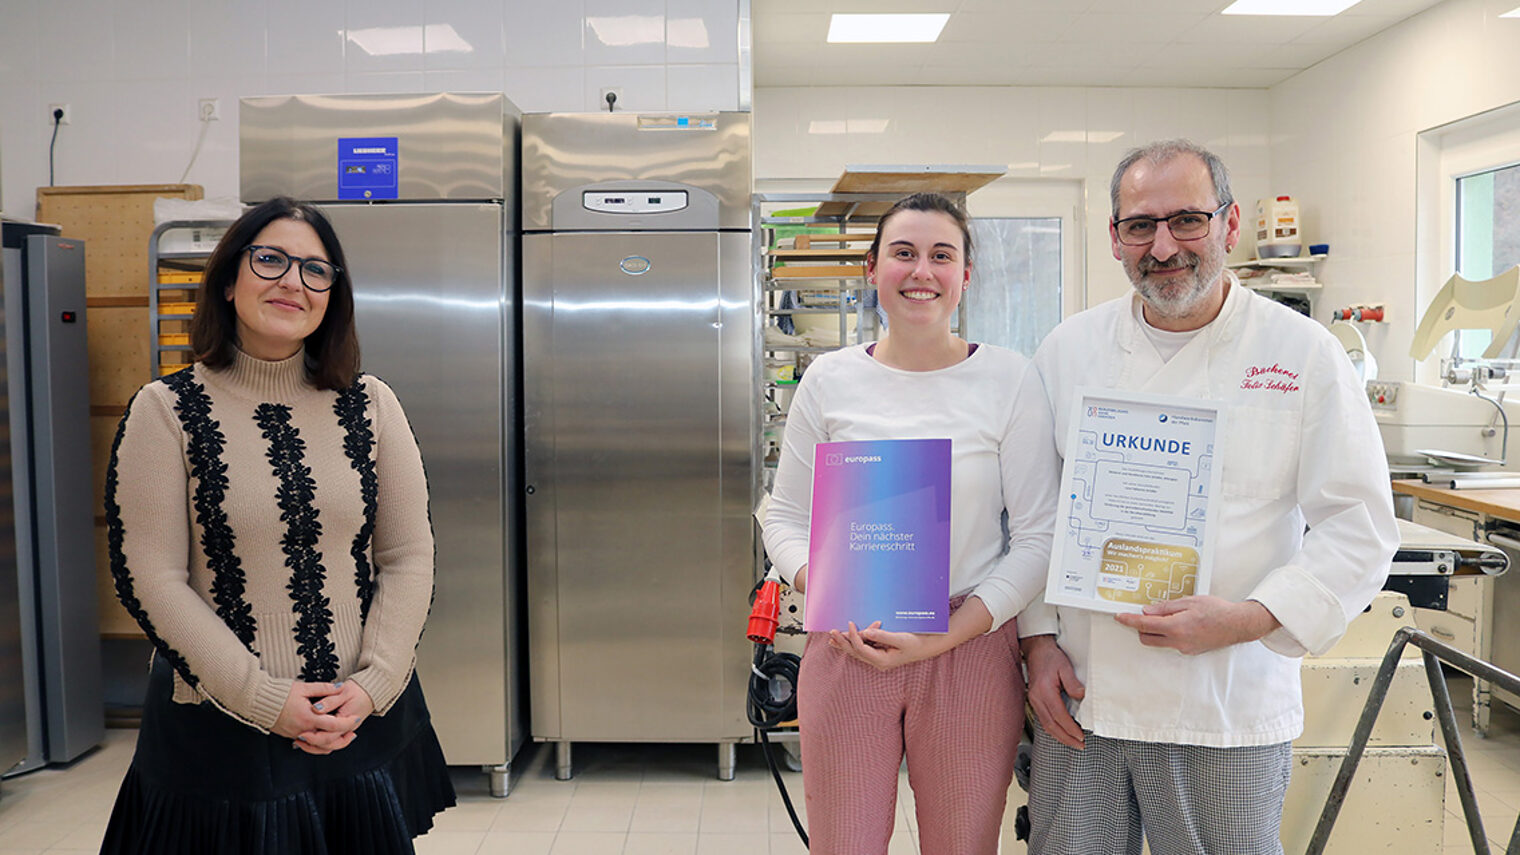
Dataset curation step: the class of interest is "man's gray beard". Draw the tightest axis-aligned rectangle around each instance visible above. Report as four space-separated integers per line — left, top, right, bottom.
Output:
1128 249 1223 320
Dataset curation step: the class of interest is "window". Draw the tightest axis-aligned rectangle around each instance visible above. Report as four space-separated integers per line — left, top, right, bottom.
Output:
1452 162 1520 357
1417 101 1520 379
964 218 1063 356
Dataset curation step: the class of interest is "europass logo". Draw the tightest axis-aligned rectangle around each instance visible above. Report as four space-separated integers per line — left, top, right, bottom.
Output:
826 453 882 465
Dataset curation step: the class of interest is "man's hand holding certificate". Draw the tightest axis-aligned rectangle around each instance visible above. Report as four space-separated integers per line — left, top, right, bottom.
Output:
804 438 951 633
1046 389 1224 614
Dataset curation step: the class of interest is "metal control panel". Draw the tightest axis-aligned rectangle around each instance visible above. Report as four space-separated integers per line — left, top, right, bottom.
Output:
583 190 688 215
1368 379 1401 410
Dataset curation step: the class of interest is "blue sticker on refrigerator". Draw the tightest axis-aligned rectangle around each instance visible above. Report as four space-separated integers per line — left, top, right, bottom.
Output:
338 137 399 200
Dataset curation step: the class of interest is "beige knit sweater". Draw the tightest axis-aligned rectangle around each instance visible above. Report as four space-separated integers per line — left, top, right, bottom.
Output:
105 351 435 733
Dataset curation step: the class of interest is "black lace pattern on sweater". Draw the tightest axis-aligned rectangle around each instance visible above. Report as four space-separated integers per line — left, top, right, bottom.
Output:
255 403 339 683
105 385 201 687
335 381 378 621
165 369 259 650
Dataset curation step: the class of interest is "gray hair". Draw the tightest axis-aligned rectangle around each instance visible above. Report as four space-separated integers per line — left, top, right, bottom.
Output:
1109 139 1234 220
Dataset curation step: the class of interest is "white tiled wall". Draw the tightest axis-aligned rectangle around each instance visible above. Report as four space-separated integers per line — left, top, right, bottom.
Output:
754 85 1273 307
1271 0 1520 382
0 0 745 217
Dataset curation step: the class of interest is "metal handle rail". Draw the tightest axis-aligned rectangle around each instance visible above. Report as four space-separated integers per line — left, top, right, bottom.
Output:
1308 627 1520 855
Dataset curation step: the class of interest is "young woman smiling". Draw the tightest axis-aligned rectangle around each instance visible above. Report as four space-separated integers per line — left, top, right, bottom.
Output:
762 193 1061 854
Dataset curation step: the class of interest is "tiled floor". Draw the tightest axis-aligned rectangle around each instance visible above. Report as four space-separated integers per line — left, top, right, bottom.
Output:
2 673 1519 854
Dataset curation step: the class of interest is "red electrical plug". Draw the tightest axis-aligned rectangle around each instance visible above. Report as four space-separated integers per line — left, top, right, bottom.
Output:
747 578 782 644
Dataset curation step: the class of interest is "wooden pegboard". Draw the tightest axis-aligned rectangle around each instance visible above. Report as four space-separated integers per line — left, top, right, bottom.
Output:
88 307 149 408
36 185 203 299
94 525 138 638
89 416 117 539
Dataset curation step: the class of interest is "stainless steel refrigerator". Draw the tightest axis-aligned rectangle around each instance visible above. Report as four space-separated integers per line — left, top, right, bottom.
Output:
0 158 25 780
1 220 103 777
521 112 755 780
241 92 524 795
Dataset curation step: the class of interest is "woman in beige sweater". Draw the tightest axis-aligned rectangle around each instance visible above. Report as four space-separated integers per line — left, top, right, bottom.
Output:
100 197 453 854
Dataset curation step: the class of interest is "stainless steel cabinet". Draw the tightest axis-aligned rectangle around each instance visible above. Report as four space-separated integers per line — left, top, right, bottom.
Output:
324 202 521 773
521 112 754 780
524 231 751 744
241 92 526 796
1 225 103 777
0 221 23 779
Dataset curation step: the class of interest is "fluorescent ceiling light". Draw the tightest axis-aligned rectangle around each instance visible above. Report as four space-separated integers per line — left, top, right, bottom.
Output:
808 119 890 134
1007 162 1040 170
587 15 664 47
827 14 950 43
346 24 473 56
1041 130 1125 143
1221 0 1363 15
1501 5 1520 16
1039 164 1072 173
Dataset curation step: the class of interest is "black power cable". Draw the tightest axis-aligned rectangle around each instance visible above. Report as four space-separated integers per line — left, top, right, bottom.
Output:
48 108 63 186
746 643 807 849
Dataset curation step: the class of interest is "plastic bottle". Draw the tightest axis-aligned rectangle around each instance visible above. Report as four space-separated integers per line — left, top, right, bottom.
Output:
1255 195 1301 259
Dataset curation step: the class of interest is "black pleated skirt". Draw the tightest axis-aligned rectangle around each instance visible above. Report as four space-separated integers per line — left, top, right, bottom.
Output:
100 656 456 855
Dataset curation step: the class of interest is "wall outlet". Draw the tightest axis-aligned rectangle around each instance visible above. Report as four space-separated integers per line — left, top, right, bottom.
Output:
47 103 70 125
599 87 623 111
198 98 220 122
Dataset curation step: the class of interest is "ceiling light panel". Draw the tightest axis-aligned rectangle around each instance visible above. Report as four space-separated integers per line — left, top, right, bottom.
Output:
827 14 950 43
1041 131 1126 143
807 119 890 134
1221 0 1364 15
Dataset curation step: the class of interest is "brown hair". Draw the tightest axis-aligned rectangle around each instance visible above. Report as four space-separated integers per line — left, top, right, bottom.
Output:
190 197 360 390
867 192 974 267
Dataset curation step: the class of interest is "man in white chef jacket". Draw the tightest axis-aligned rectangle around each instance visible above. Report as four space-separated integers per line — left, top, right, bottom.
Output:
1019 139 1399 855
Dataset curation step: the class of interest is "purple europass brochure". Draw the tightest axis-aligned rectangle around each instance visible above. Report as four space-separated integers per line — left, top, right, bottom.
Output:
804 438 951 633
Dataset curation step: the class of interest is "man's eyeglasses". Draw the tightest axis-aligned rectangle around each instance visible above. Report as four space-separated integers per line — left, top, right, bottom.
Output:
1112 202 1231 247
243 245 341 292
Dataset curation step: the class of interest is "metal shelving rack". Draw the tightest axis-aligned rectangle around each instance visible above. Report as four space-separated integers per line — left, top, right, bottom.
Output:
147 219 230 377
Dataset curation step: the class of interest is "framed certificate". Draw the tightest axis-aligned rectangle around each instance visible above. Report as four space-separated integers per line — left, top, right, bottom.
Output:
804 438 952 633
1046 388 1224 614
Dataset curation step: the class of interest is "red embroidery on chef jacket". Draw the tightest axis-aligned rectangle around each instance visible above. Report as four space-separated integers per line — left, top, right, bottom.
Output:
1240 363 1301 394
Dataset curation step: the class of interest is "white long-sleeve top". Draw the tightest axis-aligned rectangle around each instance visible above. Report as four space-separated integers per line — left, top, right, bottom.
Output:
763 343 1059 631
1021 273 1399 746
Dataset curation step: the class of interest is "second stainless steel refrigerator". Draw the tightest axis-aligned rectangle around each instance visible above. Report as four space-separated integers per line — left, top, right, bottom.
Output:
522 112 755 779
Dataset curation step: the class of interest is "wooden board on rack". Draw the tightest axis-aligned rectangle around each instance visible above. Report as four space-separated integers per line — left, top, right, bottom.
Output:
36 184 203 299
795 233 875 249
770 264 866 280
89 416 118 534
815 165 1006 219
89 307 150 406
94 525 141 638
767 248 869 261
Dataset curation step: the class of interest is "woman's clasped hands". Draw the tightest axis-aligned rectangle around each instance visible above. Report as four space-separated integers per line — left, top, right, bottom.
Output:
271 680 377 755
828 621 938 671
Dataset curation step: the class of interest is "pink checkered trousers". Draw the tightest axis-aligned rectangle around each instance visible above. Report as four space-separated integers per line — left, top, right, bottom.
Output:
797 601 1024 855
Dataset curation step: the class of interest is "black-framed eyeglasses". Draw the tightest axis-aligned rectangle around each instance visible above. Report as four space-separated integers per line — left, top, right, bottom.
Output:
243 245 340 292
1112 202 1231 246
